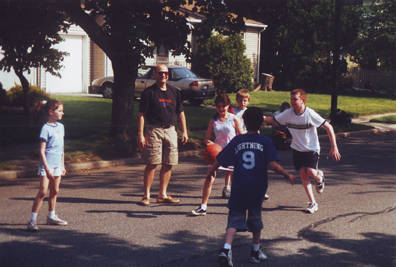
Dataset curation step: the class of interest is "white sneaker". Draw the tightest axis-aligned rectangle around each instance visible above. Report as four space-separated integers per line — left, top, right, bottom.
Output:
191 207 206 216
218 248 233 267
306 202 318 213
27 220 38 232
250 246 268 263
46 215 67 226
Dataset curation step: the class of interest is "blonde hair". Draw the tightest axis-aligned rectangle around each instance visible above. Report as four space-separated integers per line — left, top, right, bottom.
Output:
236 89 250 100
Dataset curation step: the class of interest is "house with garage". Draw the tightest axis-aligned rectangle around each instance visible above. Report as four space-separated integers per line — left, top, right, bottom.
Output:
0 8 266 95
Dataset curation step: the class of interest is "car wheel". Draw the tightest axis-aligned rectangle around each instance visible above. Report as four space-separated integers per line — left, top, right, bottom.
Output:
189 99 204 106
102 82 114 98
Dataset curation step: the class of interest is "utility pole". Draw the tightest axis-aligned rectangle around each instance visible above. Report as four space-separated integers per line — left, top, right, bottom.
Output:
331 0 363 124
330 0 343 124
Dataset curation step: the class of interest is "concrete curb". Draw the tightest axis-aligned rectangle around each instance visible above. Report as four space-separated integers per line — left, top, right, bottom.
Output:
0 150 204 180
1 128 395 181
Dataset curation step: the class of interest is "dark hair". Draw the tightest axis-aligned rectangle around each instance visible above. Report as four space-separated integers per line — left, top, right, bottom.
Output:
31 99 63 124
280 102 291 112
212 93 232 120
242 107 263 132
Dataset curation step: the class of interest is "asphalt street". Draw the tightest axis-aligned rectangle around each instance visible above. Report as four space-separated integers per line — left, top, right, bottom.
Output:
0 132 395 267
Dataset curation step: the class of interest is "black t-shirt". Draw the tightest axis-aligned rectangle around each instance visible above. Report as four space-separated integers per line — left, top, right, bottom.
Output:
139 83 184 125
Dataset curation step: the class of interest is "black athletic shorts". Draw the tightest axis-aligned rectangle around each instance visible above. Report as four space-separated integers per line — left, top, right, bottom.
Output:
292 148 319 171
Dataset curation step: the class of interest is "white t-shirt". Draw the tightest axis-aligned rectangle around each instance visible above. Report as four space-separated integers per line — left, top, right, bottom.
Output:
273 107 325 153
233 107 247 133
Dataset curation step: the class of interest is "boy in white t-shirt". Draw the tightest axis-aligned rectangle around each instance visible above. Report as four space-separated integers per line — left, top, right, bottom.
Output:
263 89 341 213
233 89 250 133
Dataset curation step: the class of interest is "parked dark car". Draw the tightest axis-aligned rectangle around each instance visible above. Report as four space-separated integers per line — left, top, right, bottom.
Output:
89 65 216 106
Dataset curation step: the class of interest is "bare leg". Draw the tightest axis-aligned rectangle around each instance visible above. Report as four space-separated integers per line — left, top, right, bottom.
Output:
143 164 157 198
159 164 172 198
31 176 49 213
48 176 62 212
299 167 316 203
224 227 237 245
224 170 232 188
201 168 217 205
307 167 322 183
252 230 261 245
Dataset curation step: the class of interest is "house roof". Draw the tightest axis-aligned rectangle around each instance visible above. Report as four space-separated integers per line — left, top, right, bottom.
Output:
179 4 267 29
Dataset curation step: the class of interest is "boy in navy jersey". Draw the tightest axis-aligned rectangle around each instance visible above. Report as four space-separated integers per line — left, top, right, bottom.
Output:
210 107 296 267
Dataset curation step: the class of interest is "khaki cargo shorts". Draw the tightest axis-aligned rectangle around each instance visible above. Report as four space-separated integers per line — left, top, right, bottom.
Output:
142 124 178 165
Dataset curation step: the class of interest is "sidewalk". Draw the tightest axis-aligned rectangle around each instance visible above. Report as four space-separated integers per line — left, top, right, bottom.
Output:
1 113 395 180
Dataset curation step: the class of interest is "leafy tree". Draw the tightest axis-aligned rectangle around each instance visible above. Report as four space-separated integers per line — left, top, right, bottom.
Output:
348 0 396 70
222 0 362 93
192 33 253 93
0 0 69 116
54 0 246 141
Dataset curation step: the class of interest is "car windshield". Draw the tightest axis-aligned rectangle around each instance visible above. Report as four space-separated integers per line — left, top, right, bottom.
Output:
170 68 197 80
138 67 152 78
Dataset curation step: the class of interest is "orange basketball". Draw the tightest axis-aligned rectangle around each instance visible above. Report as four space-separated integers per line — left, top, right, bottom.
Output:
203 143 222 165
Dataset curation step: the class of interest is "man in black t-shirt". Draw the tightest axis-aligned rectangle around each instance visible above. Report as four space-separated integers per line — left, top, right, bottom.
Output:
137 64 188 206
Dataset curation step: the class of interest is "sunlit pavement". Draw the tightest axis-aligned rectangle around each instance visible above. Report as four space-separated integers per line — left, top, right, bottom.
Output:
0 132 395 267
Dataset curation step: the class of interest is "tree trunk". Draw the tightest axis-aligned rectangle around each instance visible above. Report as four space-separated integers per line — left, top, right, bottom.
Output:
15 69 30 116
109 59 137 142
254 73 274 91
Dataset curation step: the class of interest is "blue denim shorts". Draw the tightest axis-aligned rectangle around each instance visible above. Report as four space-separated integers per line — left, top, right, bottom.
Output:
226 208 263 233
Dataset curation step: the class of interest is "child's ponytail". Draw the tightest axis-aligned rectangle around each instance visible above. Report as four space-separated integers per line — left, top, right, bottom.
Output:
31 100 47 125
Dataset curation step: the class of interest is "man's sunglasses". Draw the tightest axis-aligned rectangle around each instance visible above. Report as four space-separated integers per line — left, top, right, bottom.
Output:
156 71 169 76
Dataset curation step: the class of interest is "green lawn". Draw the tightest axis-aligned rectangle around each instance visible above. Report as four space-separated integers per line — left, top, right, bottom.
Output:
370 115 396 124
1 92 394 167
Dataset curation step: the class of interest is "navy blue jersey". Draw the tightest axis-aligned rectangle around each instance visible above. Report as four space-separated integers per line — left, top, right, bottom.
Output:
216 133 280 211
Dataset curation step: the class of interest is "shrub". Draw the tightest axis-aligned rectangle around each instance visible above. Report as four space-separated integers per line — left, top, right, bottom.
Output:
191 33 254 93
6 84 50 106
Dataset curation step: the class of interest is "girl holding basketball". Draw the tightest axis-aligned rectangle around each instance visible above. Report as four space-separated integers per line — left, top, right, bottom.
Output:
191 93 244 216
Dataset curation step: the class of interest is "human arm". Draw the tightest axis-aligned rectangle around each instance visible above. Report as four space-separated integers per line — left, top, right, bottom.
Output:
234 116 245 134
61 152 66 176
263 115 279 126
322 121 341 161
203 119 215 145
137 112 146 149
39 140 54 180
178 111 188 145
269 161 296 185
205 160 220 181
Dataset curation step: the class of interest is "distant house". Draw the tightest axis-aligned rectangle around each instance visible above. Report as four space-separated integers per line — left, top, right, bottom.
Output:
0 8 266 94
0 24 90 94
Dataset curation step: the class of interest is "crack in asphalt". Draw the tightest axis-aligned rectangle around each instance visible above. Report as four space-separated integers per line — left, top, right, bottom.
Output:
297 206 396 239
156 207 396 266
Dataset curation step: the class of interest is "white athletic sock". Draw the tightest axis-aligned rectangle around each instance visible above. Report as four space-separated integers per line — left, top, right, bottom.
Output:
201 204 207 210
48 210 55 219
252 243 260 251
30 213 37 221
223 243 232 250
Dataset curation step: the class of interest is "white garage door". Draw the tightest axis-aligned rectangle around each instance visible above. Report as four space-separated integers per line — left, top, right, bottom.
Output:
45 35 83 93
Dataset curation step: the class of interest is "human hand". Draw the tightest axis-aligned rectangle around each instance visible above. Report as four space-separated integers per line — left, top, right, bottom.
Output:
181 132 188 145
286 174 296 185
46 169 54 180
137 134 146 149
205 140 214 146
329 147 341 161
